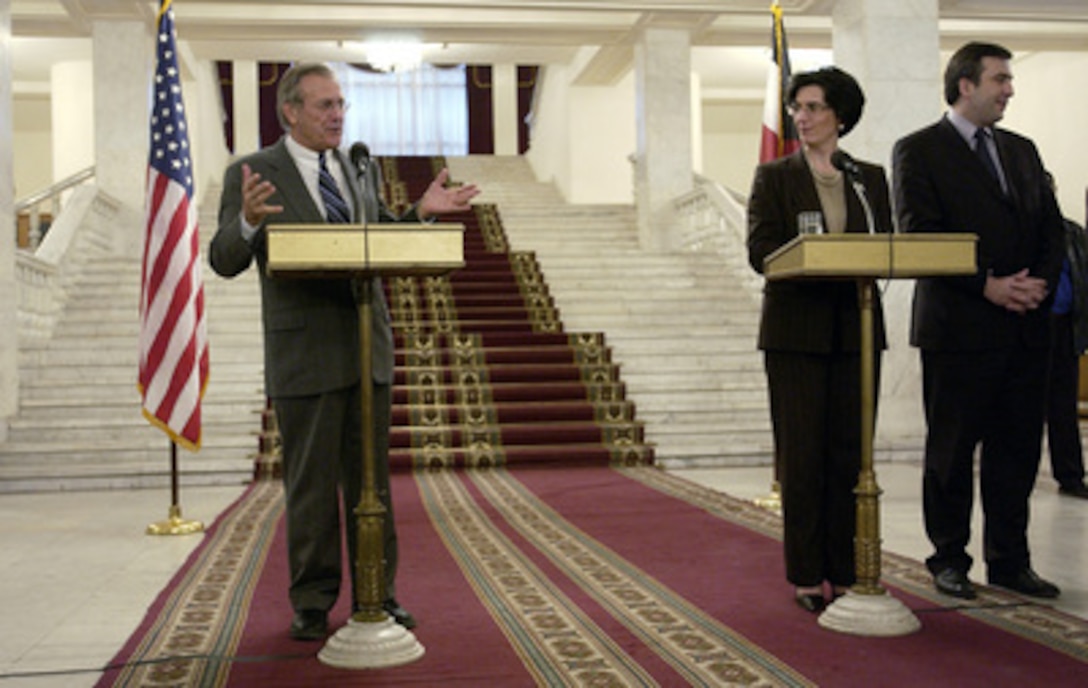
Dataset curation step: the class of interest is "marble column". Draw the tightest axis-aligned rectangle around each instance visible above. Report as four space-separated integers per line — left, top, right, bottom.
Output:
92 19 152 212
832 0 941 170
232 60 260 156
831 0 941 450
633 27 694 252
492 63 519 156
0 0 15 437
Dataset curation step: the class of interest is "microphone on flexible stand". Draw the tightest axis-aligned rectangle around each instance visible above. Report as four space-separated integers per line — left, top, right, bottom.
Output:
831 149 862 182
349 142 371 179
348 142 372 274
832 149 875 235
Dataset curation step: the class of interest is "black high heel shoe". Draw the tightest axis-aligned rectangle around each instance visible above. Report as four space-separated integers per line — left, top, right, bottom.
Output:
794 592 826 613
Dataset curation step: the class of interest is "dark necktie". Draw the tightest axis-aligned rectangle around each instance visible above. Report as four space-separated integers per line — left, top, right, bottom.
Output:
974 129 1001 185
318 151 351 223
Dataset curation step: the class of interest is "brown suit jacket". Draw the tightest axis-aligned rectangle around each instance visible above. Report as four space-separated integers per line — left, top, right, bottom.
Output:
747 150 892 354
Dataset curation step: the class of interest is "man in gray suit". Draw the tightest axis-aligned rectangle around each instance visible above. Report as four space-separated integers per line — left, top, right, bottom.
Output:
210 63 478 640
893 42 1064 601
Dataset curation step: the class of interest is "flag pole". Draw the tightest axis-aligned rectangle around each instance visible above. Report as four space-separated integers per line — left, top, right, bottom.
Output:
140 0 209 537
146 440 204 536
754 1 789 513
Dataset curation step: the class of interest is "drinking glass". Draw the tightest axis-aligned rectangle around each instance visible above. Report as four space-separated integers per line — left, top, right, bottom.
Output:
797 211 825 235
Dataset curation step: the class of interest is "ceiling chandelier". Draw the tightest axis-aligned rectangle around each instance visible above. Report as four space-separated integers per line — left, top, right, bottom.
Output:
363 40 425 73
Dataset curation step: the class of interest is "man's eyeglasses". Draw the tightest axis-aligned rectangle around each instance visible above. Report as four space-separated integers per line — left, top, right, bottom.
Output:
787 101 831 116
301 98 350 114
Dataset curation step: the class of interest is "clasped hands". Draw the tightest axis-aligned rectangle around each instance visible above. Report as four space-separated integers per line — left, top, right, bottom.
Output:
983 268 1048 314
240 163 479 228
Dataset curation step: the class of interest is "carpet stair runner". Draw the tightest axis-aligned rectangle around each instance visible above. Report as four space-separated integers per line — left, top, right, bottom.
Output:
446 155 776 467
379 155 654 469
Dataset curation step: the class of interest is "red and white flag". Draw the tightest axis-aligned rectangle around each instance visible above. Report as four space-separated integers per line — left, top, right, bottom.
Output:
759 2 801 163
138 0 209 451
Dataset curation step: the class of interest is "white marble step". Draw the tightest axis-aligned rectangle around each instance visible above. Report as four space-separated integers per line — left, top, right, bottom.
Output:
2 192 265 491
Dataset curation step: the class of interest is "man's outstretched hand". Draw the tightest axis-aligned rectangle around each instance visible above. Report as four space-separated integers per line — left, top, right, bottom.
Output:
418 168 480 219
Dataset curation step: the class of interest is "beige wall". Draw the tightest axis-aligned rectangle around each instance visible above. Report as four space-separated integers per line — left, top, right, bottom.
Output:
700 100 762 197
1001 51 1088 225
526 56 637 205
12 96 52 198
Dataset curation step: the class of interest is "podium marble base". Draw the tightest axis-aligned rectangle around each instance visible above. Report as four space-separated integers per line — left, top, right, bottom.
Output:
318 617 425 669
818 590 921 637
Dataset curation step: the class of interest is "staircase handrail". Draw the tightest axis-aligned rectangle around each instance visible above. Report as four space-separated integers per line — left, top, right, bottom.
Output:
673 175 765 299
16 184 130 344
14 166 96 249
673 174 748 253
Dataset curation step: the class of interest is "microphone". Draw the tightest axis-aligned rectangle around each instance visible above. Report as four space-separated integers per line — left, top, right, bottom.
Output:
830 150 861 181
349 142 371 178
832 149 875 235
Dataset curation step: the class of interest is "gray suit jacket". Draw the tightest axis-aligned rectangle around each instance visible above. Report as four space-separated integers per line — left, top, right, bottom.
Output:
210 138 416 397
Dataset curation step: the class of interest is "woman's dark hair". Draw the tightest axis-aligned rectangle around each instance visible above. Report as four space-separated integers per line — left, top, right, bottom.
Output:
943 42 1013 106
786 66 866 136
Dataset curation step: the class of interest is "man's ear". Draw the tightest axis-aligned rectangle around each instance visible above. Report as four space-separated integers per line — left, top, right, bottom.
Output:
958 76 974 100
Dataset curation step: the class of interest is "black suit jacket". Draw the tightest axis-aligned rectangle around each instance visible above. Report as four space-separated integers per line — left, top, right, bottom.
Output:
210 138 416 398
747 150 892 354
892 117 1064 352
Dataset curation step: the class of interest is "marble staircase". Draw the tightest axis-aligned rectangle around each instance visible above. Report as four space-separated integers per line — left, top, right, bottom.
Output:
1 201 263 492
447 156 773 468
1 154 775 493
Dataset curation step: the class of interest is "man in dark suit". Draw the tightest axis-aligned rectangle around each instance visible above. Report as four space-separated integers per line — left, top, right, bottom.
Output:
893 42 1065 600
210 63 478 640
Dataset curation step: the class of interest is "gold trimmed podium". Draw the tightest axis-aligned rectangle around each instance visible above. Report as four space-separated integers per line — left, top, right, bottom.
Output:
267 222 465 668
764 232 976 637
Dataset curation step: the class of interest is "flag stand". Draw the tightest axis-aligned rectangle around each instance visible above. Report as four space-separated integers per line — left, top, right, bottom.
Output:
753 478 782 513
147 441 204 536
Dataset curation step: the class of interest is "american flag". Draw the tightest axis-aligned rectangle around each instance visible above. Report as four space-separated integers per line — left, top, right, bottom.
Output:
138 0 209 451
759 2 801 163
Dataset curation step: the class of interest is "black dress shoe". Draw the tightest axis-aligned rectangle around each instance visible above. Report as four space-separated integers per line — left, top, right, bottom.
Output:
794 593 826 613
988 568 1061 599
383 598 417 629
933 568 977 600
1058 482 1088 499
289 610 328 641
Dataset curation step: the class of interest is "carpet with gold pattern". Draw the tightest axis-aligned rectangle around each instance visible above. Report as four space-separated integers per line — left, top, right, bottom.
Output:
97 467 1088 687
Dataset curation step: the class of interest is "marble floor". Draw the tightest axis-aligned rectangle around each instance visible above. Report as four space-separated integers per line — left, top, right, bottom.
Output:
0 461 1085 687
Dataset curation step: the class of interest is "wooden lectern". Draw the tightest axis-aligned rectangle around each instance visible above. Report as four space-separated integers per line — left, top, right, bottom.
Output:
267 222 465 668
763 232 976 637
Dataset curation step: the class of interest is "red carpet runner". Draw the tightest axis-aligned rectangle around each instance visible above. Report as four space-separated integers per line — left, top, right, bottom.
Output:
97 467 1088 687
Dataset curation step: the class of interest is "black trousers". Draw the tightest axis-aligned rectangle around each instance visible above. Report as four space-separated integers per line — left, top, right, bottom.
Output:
765 350 876 588
920 347 1047 578
275 382 397 613
1045 313 1087 487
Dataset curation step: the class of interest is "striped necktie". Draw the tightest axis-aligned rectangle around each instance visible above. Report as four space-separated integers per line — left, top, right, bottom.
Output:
974 129 1001 183
318 151 352 223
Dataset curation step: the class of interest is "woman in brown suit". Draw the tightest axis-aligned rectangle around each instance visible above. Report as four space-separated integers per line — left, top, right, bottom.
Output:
747 67 893 613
